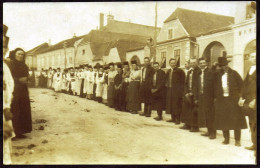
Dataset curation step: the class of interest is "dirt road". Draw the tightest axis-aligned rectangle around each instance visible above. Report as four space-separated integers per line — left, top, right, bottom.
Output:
11 88 255 164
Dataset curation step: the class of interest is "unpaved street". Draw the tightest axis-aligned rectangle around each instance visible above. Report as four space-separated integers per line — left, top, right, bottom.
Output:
11 88 255 164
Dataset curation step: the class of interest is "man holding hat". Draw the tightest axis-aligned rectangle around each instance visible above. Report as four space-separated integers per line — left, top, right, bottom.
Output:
213 57 247 146
180 58 200 132
150 62 166 121
197 58 216 139
238 52 256 152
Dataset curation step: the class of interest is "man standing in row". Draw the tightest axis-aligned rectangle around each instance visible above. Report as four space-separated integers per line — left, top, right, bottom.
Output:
214 57 247 146
166 58 185 124
151 62 166 121
180 58 200 132
239 52 256 151
140 57 154 117
197 58 216 139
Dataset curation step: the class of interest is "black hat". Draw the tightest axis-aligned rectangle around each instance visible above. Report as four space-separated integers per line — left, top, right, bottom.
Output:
93 65 97 69
218 57 230 66
88 65 93 69
123 61 129 66
57 67 61 70
3 24 8 36
104 64 109 70
131 60 137 65
49 67 52 70
109 62 114 66
117 63 122 69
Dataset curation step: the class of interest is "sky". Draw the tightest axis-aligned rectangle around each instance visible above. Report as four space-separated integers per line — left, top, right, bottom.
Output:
3 1 245 51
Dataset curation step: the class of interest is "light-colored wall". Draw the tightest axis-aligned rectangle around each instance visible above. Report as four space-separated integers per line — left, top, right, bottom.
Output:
232 19 256 78
157 19 188 42
106 47 121 63
126 49 144 64
76 43 94 66
36 47 75 70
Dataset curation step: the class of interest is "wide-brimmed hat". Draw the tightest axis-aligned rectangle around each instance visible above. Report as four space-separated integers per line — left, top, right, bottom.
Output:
218 57 230 66
131 60 137 65
123 61 129 66
117 63 122 69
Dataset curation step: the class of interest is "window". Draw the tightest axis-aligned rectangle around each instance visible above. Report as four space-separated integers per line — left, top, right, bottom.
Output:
161 51 166 68
168 29 173 39
82 49 85 55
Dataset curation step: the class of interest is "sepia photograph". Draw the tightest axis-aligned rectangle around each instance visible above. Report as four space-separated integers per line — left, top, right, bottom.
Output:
3 1 257 165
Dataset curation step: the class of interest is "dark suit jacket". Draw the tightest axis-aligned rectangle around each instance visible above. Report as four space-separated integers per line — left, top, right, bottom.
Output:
166 67 185 98
151 69 166 98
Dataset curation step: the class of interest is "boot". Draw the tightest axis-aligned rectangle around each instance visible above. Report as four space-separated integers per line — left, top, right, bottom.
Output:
175 116 180 125
235 140 241 147
140 104 147 116
180 124 190 130
222 139 230 145
154 116 162 121
245 145 256 150
209 129 216 139
190 127 199 132
145 105 151 117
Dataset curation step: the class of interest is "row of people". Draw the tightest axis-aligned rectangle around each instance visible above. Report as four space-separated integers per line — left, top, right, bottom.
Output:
29 56 256 150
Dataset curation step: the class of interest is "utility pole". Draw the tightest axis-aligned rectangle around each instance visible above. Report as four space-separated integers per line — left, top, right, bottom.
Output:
153 2 158 63
63 41 67 69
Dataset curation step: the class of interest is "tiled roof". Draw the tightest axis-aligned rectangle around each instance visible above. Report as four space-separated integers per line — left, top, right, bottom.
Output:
79 30 149 62
37 35 86 54
164 8 234 37
100 20 161 37
26 43 49 56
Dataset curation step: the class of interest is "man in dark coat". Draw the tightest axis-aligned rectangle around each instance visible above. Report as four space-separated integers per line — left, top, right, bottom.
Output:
165 58 185 124
213 57 247 146
150 62 166 121
139 57 154 117
197 58 216 139
114 63 124 111
239 52 256 151
180 58 200 132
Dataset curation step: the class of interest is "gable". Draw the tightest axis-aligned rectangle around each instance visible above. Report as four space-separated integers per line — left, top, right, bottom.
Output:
157 19 188 43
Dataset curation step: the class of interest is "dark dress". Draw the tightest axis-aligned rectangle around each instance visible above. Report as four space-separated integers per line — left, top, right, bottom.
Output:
213 68 247 130
28 71 35 88
9 60 32 135
121 70 130 111
114 73 124 111
127 70 141 111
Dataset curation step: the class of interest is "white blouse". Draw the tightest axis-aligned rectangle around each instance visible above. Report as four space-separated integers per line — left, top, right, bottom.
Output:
3 63 14 109
221 72 229 97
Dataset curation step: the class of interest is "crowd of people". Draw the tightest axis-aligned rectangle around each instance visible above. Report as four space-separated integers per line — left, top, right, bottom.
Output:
3 23 256 164
29 54 256 152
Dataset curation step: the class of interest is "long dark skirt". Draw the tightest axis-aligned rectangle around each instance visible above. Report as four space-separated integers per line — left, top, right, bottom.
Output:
214 96 247 130
180 96 193 125
11 84 32 135
121 82 129 111
80 79 85 97
127 81 141 111
114 88 123 111
107 82 115 107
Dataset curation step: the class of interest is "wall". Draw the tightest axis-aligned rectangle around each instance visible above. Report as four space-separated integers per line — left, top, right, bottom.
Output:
126 49 144 64
76 43 93 66
106 47 121 63
157 19 188 43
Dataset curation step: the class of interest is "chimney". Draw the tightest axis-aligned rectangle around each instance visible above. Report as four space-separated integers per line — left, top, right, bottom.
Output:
107 13 114 25
100 13 104 30
48 39 51 46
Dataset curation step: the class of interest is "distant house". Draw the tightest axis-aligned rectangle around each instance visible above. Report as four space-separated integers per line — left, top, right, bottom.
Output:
35 35 85 70
76 30 150 66
101 14 161 38
156 8 234 68
26 42 49 70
